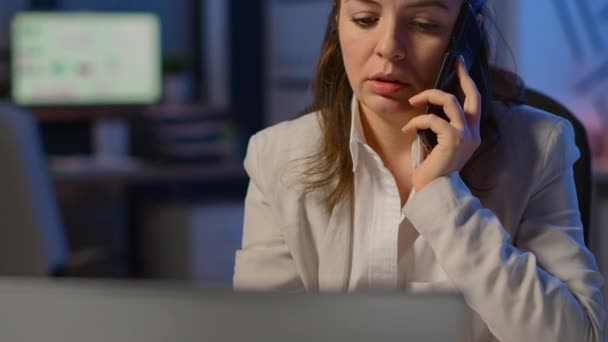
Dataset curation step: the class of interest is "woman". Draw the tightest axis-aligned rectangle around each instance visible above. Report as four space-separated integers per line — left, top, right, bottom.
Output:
233 0 605 340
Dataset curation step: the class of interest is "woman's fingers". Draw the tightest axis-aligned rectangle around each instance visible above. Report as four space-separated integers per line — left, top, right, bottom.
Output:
402 56 483 191
408 89 465 130
402 113 453 138
408 56 482 135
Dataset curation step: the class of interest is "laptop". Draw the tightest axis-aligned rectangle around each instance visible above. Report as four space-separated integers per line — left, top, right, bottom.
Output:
0 277 466 341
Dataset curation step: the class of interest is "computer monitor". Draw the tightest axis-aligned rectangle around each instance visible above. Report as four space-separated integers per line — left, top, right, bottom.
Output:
10 12 161 106
0 277 467 342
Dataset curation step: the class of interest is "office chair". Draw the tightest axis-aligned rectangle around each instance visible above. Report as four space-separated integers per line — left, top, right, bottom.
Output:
524 88 591 247
0 102 69 275
0 103 116 276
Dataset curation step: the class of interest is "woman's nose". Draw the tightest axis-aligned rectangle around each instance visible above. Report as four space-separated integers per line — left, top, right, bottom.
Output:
375 22 407 61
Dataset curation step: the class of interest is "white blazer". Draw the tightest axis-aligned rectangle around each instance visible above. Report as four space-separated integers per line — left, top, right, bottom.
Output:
234 101 605 341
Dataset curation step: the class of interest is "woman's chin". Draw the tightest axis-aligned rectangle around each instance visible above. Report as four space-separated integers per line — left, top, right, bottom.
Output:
360 95 418 117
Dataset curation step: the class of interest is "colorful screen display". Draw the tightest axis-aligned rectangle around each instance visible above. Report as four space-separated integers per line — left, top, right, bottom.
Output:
11 12 161 106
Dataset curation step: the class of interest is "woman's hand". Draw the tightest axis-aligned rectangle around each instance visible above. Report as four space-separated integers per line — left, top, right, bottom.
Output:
401 56 482 191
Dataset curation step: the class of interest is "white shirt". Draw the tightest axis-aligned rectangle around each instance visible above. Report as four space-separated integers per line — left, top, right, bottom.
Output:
348 96 455 292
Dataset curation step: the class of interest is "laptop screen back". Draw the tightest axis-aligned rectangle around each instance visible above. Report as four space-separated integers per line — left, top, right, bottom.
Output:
0 278 466 342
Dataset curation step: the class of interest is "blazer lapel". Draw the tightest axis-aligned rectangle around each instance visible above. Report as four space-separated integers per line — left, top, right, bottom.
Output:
318 195 353 292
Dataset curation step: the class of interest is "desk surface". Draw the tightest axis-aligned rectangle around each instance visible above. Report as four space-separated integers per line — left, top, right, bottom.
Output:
50 156 247 184
51 155 608 186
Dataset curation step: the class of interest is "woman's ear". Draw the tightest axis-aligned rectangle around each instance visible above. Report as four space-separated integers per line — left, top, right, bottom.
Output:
476 13 483 29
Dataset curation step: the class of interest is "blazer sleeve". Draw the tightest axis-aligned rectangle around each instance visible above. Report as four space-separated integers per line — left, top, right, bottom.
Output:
403 119 606 341
233 133 304 291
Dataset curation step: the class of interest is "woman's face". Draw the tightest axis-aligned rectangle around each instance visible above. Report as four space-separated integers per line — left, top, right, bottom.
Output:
338 0 464 119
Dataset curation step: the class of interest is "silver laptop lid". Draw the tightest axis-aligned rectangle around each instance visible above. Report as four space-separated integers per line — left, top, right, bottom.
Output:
0 277 466 342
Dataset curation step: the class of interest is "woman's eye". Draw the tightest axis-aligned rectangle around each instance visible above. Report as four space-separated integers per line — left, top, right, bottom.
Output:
409 21 440 32
352 16 379 27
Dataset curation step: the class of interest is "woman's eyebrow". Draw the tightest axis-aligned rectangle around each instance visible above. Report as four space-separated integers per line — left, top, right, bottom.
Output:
405 0 450 11
347 0 382 8
346 0 451 11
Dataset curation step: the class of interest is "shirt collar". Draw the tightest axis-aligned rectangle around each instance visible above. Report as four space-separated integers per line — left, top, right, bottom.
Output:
348 95 426 173
349 95 366 172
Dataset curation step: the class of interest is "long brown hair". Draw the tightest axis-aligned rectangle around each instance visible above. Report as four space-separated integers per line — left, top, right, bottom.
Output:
300 0 525 212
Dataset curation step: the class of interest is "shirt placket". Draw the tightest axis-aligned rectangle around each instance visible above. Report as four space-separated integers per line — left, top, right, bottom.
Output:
365 145 402 289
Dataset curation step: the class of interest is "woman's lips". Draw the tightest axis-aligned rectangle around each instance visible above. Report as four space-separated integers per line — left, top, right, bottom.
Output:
368 79 409 94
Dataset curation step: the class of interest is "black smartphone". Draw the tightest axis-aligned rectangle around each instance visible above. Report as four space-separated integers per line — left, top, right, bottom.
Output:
418 2 483 152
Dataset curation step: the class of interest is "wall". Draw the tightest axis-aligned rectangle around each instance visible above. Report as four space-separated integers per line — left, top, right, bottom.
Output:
0 0 29 49
264 0 332 125
0 0 29 97
509 0 608 157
